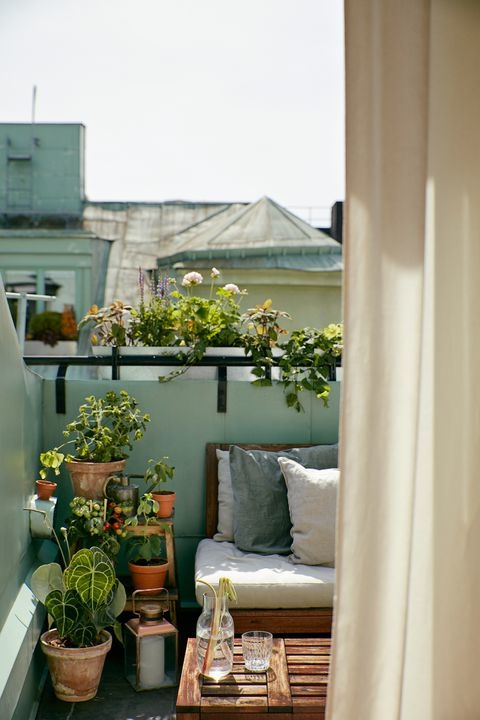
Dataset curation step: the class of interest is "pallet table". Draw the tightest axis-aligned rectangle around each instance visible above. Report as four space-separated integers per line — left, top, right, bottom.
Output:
176 636 331 719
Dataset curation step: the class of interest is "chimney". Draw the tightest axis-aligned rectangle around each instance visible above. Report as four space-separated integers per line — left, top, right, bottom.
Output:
330 201 343 244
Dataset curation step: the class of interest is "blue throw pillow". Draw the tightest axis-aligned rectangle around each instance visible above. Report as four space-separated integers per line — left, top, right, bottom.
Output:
229 443 338 554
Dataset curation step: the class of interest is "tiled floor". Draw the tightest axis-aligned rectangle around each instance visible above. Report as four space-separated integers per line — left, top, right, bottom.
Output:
35 638 177 720
35 610 198 720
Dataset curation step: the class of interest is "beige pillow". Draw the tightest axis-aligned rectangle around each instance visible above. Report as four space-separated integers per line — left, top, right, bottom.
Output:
278 457 339 566
213 449 234 541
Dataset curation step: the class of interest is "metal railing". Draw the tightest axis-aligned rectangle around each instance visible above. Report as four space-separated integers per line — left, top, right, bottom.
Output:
23 349 338 416
6 291 56 352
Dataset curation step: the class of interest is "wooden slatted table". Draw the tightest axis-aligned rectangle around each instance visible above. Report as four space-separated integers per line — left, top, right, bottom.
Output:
176 637 330 719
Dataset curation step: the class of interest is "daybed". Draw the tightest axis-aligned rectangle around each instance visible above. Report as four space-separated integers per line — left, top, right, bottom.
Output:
194 442 339 635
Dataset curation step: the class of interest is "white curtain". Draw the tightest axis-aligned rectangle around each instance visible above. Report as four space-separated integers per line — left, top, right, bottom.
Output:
328 1 480 718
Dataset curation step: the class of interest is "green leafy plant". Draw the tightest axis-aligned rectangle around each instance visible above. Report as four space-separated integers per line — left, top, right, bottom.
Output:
125 492 160 525
125 531 166 563
240 298 290 386
124 492 171 563
79 268 247 358
39 390 150 480
26 507 126 650
142 457 175 493
27 307 79 346
65 496 130 561
158 269 248 380
278 323 343 412
78 300 134 346
27 310 64 346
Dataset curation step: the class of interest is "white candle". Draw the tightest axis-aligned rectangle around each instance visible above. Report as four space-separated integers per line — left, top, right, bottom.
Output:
138 636 165 689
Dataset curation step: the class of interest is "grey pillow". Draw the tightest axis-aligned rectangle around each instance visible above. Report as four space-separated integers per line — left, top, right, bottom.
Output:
229 443 338 554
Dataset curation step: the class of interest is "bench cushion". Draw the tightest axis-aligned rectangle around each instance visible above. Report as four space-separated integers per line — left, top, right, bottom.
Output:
195 538 335 609
214 443 339 546
279 458 339 566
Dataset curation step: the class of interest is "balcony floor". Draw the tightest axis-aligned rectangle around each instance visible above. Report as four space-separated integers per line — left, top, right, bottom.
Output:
35 609 198 720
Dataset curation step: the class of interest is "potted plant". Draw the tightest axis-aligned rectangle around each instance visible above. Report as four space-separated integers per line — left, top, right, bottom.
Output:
29 519 126 702
65 496 129 562
240 298 291 385
35 478 57 501
278 323 344 412
26 305 78 353
39 390 151 499
124 493 170 591
79 268 248 380
143 456 176 518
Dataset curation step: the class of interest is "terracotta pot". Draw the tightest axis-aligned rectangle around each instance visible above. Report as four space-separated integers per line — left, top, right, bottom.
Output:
65 459 126 499
40 628 112 702
151 491 176 518
35 479 57 501
128 558 169 592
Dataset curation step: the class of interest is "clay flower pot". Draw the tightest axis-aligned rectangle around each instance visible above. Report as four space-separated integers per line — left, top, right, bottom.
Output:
35 479 57 501
65 459 126 499
40 628 112 702
128 558 169 592
151 491 176 518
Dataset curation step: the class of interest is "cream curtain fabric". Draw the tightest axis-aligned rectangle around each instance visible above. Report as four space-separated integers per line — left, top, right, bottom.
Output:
328 1 480 718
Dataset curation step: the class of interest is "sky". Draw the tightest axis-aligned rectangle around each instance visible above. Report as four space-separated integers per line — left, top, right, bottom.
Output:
1 0 344 221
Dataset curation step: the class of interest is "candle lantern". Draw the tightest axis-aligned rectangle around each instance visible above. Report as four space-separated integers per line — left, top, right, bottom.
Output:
124 589 178 690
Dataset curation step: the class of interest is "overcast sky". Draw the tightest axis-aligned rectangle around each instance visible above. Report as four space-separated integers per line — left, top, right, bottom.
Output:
1 0 344 220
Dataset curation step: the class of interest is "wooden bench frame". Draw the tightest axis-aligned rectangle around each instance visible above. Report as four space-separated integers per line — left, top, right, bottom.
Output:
204 443 333 635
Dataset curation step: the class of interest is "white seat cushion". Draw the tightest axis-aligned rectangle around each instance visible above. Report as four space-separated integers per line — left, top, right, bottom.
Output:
195 538 335 609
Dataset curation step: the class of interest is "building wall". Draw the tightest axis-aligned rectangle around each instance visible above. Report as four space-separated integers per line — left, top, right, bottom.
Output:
0 123 85 217
83 202 343 330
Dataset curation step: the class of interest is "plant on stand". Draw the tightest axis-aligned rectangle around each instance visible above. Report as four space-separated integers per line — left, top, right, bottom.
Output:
27 508 126 702
39 389 151 499
141 456 176 518
65 496 129 562
124 493 171 591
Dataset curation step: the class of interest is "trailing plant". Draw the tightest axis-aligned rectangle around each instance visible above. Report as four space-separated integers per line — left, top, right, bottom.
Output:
39 390 151 480
278 323 343 412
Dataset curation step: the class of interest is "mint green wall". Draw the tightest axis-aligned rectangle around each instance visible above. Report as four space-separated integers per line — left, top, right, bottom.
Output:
0 281 47 719
0 123 84 215
40 375 340 608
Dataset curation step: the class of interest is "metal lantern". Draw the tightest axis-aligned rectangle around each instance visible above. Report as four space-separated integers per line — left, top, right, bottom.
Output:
124 589 178 691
